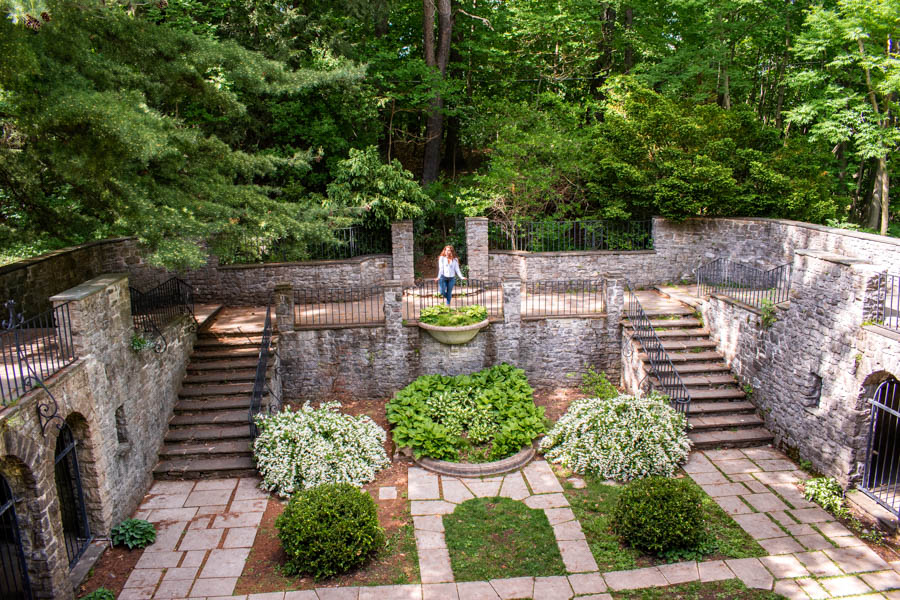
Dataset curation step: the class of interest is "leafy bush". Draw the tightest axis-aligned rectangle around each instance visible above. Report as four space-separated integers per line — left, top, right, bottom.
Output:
540 394 690 480
580 367 618 400
111 519 156 549
612 476 705 555
386 363 545 461
804 477 848 517
419 304 488 327
80 588 115 600
253 402 390 498
130 333 152 352
276 483 384 579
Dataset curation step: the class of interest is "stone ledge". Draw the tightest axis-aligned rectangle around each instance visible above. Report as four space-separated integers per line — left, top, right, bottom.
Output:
49 273 128 302
414 446 535 477
862 325 900 344
795 248 871 266
0 237 134 276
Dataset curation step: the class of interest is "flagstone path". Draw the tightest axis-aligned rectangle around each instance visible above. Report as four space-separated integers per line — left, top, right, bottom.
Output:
116 448 900 600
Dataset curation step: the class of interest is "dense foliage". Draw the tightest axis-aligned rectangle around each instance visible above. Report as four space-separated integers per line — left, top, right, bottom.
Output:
418 304 487 327
386 363 545 461
275 483 384 579
253 402 390 498
803 477 848 518
110 519 157 550
540 394 691 480
612 476 705 555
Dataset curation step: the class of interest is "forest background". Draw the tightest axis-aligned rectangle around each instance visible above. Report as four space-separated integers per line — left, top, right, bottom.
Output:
0 0 897 269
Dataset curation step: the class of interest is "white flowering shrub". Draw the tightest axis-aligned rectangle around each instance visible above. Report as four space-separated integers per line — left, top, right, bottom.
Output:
253 402 390 498
540 394 691 481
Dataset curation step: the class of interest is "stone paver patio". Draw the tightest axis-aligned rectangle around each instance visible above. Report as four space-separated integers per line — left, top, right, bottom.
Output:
116 447 900 600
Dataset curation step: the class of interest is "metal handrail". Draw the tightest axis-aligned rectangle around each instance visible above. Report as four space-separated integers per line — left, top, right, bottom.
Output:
488 219 654 252
695 258 792 309
875 272 900 333
129 277 196 350
624 283 691 414
249 301 273 439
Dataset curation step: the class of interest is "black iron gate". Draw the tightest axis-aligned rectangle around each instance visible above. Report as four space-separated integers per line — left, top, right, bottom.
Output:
0 475 31 600
861 378 900 517
54 424 92 567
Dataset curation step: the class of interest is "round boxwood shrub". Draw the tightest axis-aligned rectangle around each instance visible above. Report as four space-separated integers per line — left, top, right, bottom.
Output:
539 393 690 481
275 483 385 579
612 476 705 555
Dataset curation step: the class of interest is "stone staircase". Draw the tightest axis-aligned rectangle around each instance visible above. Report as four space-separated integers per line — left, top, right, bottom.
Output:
627 292 774 450
154 324 273 480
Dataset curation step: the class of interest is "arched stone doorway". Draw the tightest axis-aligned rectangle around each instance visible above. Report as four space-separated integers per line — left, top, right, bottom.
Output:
0 473 32 600
859 375 900 516
54 423 92 567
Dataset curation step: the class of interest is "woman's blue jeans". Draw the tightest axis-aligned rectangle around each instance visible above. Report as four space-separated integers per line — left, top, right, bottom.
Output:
438 276 455 305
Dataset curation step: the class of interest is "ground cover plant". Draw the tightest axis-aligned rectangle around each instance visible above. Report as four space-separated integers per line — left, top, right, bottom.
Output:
418 304 487 327
610 579 788 599
110 519 156 550
276 483 384 579
443 497 566 581
386 363 545 461
564 475 764 571
253 402 390 497
540 393 691 481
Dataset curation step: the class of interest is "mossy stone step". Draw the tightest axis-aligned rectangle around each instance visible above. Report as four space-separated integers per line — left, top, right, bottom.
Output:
175 396 252 412
179 383 253 397
169 410 248 427
187 358 258 371
688 427 775 450
182 370 257 385
688 400 756 415
164 424 251 442
153 456 256 480
159 439 252 458
688 413 765 431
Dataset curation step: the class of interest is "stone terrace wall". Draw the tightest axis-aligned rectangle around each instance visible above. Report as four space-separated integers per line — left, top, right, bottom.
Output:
698 250 900 485
278 279 624 400
0 274 193 600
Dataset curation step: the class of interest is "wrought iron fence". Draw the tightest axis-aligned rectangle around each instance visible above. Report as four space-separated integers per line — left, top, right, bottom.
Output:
522 280 607 318
220 226 391 265
402 279 503 322
624 283 691 414
488 220 654 252
860 379 900 518
249 302 273 439
129 278 195 349
875 273 900 333
0 473 32 600
696 258 792 309
1 300 77 407
294 285 386 327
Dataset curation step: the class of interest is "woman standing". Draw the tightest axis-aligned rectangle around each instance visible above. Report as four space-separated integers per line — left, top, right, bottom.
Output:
435 245 465 305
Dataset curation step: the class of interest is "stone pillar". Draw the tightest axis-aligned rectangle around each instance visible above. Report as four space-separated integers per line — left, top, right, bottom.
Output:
605 274 625 382
383 280 405 330
49 273 131 360
466 217 489 279
274 283 294 332
498 277 522 365
391 220 415 286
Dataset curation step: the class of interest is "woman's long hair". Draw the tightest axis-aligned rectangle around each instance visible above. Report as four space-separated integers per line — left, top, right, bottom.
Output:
440 245 458 261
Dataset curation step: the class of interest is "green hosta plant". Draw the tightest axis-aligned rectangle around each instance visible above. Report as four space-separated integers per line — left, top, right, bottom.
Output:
419 304 488 327
111 519 156 549
386 363 545 462
80 589 115 600
540 393 691 481
804 477 848 518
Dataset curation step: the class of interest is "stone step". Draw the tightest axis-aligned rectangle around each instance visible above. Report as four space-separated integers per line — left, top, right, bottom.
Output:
165 425 251 442
671 362 731 374
159 439 252 458
660 339 718 351
688 413 766 431
648 318 703 328
689 401 756 416
639 307 695 317
182 370 257 385
652 374 736 387
686 387 747 400
194 336 263 348
653 351 724 362
688 427 775 450
645 328 711 339
179 383 254 397
175 396 252 412
187 358 259 372
169 410 248 427
153 455 257 480
190 348 272 361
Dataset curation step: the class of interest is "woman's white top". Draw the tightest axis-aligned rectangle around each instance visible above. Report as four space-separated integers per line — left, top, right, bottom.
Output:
437 256 464 279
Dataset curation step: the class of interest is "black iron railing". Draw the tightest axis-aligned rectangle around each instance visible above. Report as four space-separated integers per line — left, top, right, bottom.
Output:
624 284 691 414
294 285 387 327
249 302 273 439
875 273 900 333
523 280 607 318
129 278 195 349
402 279 503 322
860 379 900 518
489 220 654 252
220 226 391 265
1 300 77 407
696 258 792 309
0 473 32 600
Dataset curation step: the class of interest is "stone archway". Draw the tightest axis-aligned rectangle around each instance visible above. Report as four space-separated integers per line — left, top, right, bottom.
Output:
856 372 900 516
851 371 900 483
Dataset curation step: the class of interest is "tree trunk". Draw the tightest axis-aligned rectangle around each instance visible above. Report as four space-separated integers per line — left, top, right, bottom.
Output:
422 0 453 185
866 156 889 232
374 0 390 37
624 7 634 73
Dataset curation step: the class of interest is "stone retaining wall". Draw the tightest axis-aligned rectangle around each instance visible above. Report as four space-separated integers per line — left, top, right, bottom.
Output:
0 274 194 600
698 250 900 485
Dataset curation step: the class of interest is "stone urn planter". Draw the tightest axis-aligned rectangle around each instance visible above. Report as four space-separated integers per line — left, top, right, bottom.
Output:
417 319 490 345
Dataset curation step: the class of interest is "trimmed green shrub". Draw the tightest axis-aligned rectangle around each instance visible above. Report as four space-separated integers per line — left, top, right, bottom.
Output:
419 304 487 327
386 363 545 461
275 483 384 579
80 588 115 600
580 367 618 400
111 519 156 549
612 476 705 555
540 393 690 481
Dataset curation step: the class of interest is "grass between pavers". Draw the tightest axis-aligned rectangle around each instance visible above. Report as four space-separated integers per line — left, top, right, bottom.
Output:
563 475 765 572
611 579 787 599
443 497 566 581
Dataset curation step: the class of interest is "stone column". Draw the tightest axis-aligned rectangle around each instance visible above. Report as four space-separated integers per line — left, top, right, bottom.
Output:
605 274 625 382
466 217 489 280
391 220 415 286
274 283 294 332
382 280 408 391
49 273 131 360
498 277 522 365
